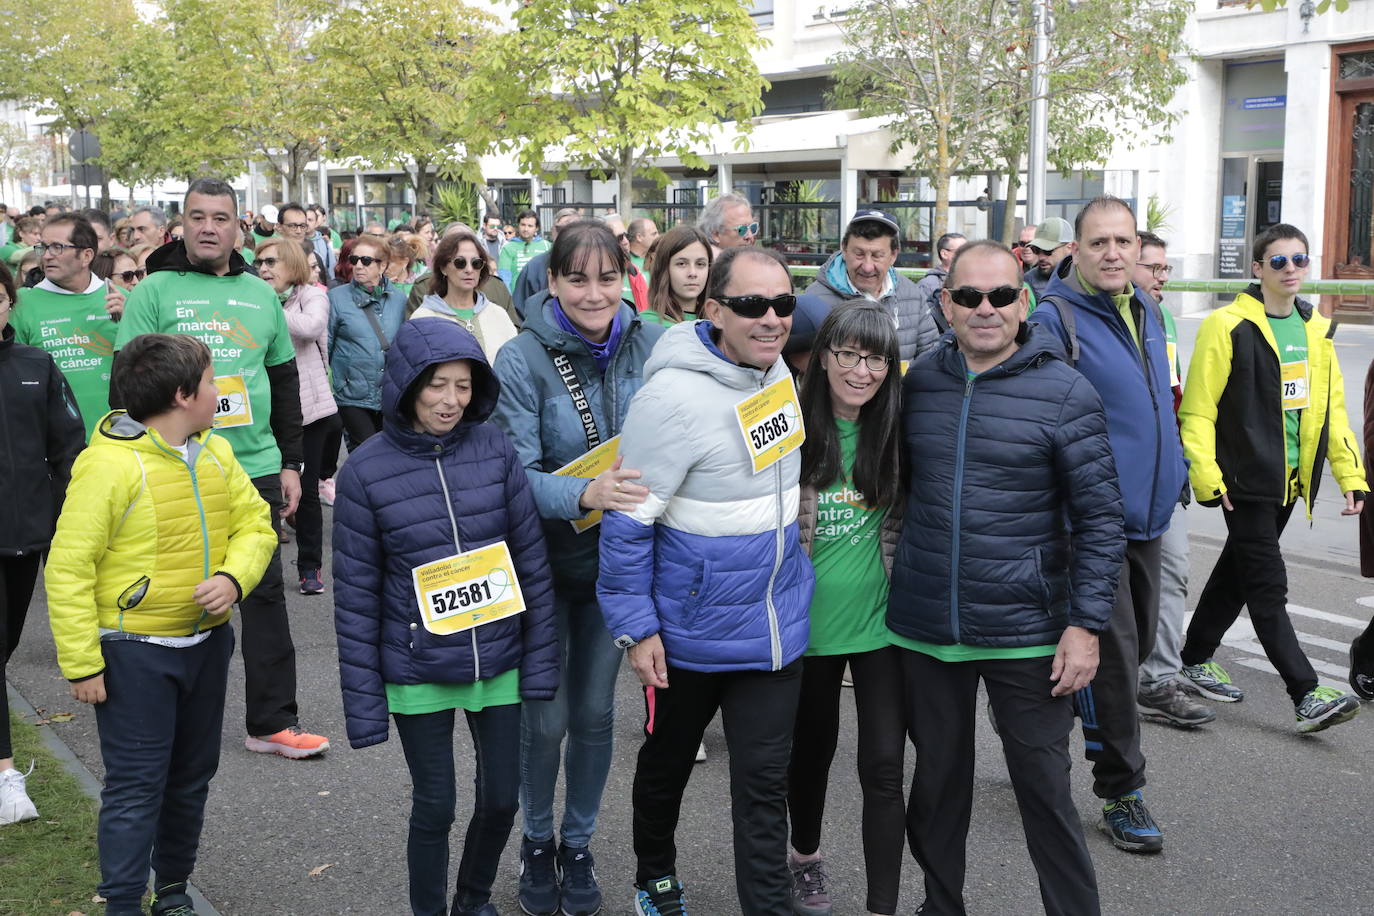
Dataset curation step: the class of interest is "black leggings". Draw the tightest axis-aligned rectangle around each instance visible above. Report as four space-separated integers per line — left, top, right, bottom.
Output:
338 405 383 453
1 554 43 760
295 414 342 571
787 646 907 915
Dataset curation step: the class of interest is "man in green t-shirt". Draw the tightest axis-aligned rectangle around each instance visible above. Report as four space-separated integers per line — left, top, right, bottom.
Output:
114 177 329 761
498 208 552 285
12 214 126 440
1180 223 1366 734
888 241 1124 913
626 217 659 279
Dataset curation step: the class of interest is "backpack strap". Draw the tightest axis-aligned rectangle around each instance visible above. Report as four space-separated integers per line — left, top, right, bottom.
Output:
1043 295 1079 367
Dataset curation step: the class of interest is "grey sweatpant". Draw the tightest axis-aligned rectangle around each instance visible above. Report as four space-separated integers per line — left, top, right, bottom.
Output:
1139 503 1188 690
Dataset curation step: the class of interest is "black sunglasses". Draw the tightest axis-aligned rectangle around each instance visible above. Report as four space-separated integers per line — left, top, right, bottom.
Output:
1266 253 1310 271
450 256 486 271
947 285 1021 309
715 293 796 319
118 268 146 283
257 256 279 268
347 255 384 266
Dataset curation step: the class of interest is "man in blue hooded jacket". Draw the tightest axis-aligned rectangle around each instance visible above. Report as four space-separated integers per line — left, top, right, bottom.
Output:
1031 196 1188 855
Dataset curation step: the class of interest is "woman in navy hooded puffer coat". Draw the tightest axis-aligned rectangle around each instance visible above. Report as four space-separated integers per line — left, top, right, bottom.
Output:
333 317 557 916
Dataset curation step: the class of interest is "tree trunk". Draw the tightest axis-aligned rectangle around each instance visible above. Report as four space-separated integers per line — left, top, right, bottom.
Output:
475 179 501 220
1001 159 1020 243
414 160 433 213
932 128 952 239
617 146 635 218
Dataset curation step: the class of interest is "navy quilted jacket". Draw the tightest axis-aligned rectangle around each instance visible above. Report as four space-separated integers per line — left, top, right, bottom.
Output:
887 323 1125 648
332 317 557 749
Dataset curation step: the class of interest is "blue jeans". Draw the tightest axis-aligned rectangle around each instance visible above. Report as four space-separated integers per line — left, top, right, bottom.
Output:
393 703 521 916
519 592 623 847
95 624 234 913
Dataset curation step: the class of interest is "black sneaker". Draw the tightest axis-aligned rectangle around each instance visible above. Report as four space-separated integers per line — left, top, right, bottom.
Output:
520 836 559 916
1349 638 1374 700
150 882 197 916
557 843 602 916
635 874 687 916
1137 681 1216 728
1099 791 1163 854
1295 686 1362 734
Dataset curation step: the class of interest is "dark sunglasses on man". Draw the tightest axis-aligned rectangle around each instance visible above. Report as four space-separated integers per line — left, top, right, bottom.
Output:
715 293 796 319
947 285 1021 309
1266 253 1310 271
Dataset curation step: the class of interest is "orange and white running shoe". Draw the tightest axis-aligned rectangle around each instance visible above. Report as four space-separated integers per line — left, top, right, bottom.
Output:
245 726 330 759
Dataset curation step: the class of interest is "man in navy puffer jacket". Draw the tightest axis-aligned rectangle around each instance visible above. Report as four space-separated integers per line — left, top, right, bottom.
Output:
889 241 1124 916
1032 197 1188 855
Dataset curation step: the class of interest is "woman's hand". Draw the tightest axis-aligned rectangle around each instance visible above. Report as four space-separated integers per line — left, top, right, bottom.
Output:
579 457 649 513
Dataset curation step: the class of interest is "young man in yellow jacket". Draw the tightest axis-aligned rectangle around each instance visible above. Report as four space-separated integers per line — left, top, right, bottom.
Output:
1178 223 1368 733
46 333 276 916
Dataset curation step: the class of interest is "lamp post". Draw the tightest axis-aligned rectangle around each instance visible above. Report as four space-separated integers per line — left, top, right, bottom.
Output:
1026 0 1050 228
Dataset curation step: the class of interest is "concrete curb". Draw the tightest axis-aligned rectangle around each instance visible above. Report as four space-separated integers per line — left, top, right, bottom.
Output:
7 682 223 916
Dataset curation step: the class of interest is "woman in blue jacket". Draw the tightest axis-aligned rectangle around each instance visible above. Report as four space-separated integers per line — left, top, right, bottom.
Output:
491 220 664 916
327 234 406 450
333 317 558 916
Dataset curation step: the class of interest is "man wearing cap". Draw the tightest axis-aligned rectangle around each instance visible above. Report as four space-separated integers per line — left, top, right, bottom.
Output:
1024 217 1074 300
807 209 941 361
913 232 967 332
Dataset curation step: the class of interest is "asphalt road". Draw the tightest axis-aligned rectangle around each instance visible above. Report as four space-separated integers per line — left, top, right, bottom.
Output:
8 311 1374 915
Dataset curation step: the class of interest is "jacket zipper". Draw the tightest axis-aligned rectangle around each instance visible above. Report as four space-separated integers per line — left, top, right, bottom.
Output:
1121 295 1164 535
949 373 975 643
761 376 784 670
432 455 479 679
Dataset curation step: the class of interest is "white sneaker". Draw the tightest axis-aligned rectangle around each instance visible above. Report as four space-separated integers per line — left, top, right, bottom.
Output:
0 764 38 825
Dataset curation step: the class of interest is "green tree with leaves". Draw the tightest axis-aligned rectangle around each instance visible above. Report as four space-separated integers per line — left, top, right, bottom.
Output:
493 0 768 214
313 0 506 214
829 0 1189 237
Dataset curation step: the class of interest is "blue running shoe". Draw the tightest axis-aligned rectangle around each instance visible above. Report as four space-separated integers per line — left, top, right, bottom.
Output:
557 843 602 915
1099 791 1164 853
635 875 687 916
519 836 559 916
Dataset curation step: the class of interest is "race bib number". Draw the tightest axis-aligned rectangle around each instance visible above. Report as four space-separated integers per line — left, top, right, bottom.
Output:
213 374 253 428
735 376 805 474
412 541 525 636
552 436 621 534
1280 360 1308 411
1166 341 1180 388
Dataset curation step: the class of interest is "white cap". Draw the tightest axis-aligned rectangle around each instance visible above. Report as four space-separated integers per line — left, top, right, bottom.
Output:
259 204 279 224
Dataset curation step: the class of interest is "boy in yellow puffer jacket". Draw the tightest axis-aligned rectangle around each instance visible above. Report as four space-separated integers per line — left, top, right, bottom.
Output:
46 333 276 916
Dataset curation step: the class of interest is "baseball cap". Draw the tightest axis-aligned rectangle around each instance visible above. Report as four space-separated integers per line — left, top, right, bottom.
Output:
259 204 279 224
846 208 900 235
1030 216 1073 250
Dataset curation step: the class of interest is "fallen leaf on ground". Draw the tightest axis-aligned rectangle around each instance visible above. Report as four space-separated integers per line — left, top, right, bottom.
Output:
309 863 336 877
49 712 75 722
317 790 330 796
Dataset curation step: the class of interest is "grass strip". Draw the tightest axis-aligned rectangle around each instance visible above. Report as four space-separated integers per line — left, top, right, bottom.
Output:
0 708 103 916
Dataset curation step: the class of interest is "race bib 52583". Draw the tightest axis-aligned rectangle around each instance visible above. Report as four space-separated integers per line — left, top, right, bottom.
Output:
735 376 805 474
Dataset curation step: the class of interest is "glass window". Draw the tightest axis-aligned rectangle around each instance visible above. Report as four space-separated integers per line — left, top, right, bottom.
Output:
1340 52 1374 81
750 0 774 27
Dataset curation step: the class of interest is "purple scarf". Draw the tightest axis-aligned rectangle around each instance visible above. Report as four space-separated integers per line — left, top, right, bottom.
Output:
552 300 623 374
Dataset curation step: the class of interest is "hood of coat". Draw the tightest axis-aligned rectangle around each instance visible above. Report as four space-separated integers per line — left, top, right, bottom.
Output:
418 291 491 318
380 317 500 451
642 317 791 392
520 292 642 356
146 239 255 278
94 409 214 462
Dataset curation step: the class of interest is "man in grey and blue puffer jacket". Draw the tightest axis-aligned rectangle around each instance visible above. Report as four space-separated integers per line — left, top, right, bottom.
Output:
598 247 814 916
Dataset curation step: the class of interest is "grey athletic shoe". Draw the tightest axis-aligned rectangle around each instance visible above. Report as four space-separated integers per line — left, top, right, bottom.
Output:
1179 660 1245 702
1295 686 1361 734
1138 681 1216 728
787 854 833 916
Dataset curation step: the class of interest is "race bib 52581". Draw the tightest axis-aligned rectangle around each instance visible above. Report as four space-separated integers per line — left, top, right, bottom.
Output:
735 376 805 474
411 541 525 635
